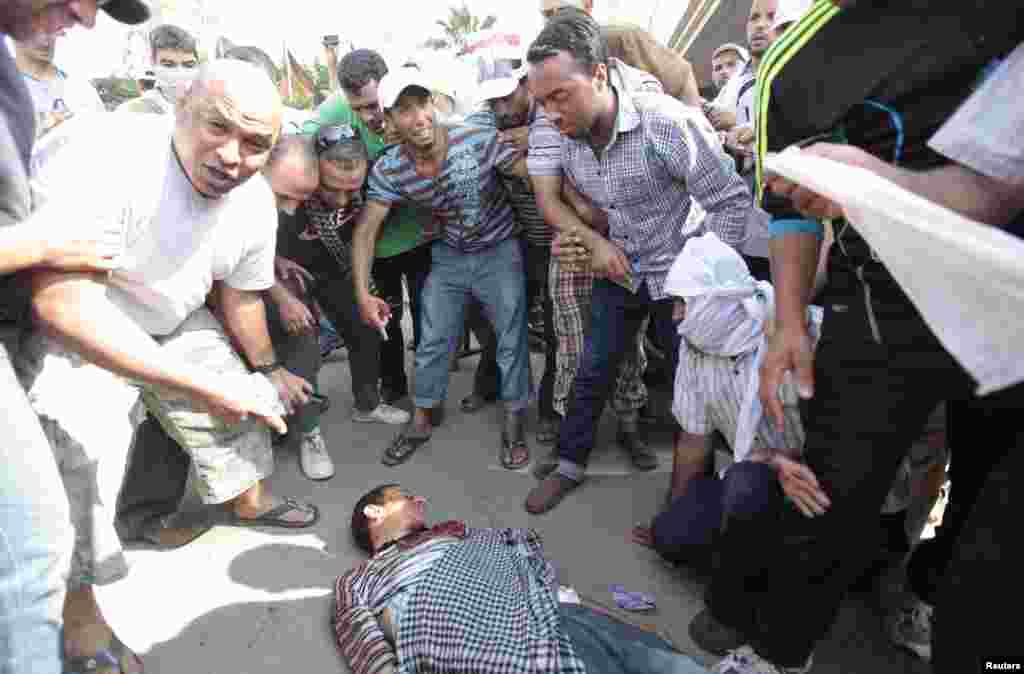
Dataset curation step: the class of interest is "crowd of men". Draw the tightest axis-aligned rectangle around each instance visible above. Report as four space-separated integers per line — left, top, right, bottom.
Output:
2 0 1022 673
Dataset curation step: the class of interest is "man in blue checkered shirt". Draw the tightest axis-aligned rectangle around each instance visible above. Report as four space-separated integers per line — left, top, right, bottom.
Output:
335 483 711 674
523 9 754 515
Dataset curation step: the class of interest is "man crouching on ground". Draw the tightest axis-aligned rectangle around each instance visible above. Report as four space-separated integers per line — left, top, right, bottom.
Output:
18 61 321 655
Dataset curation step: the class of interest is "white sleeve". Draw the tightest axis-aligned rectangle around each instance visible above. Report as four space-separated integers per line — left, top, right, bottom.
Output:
66 75 106 114
928 42 1024 187
222 185 277 292
28 115 123 249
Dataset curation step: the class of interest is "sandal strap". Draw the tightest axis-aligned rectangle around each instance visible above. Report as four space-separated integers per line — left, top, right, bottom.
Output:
64 634 133 674
501 437 530 469
385 432 429 462
259 498 314 521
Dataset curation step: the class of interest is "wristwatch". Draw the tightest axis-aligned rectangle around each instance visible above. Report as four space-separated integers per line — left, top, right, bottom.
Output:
252 361 284 376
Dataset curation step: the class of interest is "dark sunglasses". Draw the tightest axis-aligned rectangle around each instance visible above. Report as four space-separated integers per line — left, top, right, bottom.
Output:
316 124 362 153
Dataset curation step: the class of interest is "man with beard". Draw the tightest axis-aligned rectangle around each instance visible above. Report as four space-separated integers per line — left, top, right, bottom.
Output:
523 9 751 515
117 24 198 115
306 49 433 404
353 69 533 470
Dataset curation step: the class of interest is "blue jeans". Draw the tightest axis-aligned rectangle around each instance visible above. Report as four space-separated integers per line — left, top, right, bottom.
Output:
415 238 530 411
559 604 709 674
558 280 680 476
0 338 72 674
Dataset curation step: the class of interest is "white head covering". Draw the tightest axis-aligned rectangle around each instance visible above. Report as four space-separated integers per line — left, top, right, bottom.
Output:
774 0 815 30
664 233 774 460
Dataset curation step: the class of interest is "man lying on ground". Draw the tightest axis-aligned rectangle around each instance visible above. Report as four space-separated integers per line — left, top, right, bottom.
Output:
336 482 712 674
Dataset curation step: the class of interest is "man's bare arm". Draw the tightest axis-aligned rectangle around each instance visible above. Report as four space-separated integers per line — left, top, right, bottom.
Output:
883 162 1024 226
770 143 1024 226
217 283 312 413
216 283 277 369
0 226 117 275
352 200 392 299
530 174 604 250
770 233 821 332
31 272 211 393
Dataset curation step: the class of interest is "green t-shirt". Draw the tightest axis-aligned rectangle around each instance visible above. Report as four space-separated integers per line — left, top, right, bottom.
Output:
303 94 428 259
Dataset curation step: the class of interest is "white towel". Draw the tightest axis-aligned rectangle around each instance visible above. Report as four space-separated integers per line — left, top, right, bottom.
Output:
766 148 1024 396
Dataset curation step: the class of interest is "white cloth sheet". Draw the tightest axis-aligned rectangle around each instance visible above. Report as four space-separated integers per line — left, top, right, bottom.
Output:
766 147 1024 395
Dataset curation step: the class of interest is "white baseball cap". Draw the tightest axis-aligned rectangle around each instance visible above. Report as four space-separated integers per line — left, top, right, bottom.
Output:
475 58 528 103
712 43 750 63
540 0 585 12
377 67 436 110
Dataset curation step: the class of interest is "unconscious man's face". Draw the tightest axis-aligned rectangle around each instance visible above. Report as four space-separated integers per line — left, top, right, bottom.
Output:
367 487 428 542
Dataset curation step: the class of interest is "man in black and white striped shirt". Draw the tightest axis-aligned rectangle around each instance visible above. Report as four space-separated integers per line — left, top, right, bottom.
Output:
461 58 559 442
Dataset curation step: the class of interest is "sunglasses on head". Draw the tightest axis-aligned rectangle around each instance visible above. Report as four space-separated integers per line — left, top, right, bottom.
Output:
316 124 361 153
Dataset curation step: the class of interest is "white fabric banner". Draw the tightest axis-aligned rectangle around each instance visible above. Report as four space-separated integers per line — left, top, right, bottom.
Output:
766 148 1024 396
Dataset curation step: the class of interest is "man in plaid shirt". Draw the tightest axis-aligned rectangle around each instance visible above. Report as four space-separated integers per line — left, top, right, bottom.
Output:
524 9 753 514
335 483 711 674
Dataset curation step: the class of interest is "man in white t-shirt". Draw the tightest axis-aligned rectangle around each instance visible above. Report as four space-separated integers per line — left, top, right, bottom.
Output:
16 59 320 667
14 31 105 136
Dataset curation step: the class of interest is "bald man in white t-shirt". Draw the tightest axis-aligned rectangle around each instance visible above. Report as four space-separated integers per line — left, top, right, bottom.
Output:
17 61 322 618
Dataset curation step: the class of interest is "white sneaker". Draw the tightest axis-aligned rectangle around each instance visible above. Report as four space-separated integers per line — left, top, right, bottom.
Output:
886 598 932 661
299 428 335 480
715 646 813 674
353 403 411 425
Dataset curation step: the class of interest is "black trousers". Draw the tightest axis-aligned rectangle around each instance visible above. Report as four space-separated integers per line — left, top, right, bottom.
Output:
372 245 432 398
907 397 1013 604
932 419 1023 673
708 265 994 667
314 276 382 412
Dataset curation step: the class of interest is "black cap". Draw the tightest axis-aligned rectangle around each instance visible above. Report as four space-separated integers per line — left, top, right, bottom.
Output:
102 0 151 25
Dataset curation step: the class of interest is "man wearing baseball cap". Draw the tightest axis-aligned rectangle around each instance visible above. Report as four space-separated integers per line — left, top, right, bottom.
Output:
709 43 748 97
1 1 150 672
459 57 560 443
352 68 535 471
